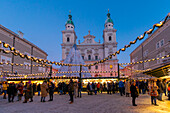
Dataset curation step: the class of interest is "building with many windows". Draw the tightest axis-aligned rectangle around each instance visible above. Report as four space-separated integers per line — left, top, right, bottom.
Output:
0 24 48 75
130 15 170 77
61 11 118 77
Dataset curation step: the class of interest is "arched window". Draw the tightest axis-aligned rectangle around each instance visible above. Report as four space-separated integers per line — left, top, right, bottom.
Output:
88 55 91 60
109 36 112 41
67 37 70 42
95 65 98 70
110 73 113 76
95 56 98 60
88 66 91 70
82 56 84 60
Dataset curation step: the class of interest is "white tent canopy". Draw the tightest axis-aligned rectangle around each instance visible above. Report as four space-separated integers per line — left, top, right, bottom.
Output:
56 44 91 78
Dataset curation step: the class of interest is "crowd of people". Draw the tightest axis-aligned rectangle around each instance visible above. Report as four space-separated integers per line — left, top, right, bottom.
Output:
0 81 55 103
0 79 170 106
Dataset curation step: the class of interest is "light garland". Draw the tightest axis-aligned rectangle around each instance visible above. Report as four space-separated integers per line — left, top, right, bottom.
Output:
0 13 169 67
52 70 118 74
119 64 151 73
6 76 79 80
0 62 47 67
120 55 170 65
7 72 49 77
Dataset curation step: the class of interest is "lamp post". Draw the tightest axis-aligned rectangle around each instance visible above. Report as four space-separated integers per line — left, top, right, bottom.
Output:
79 65 82 98
117 63 120 79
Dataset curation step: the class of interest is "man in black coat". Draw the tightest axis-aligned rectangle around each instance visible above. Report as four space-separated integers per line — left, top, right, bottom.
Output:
130 82 138 106
7 83 17 102
48 82 54 101
68 79 74 104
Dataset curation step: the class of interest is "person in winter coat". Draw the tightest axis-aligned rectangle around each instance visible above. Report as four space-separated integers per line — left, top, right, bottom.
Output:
168 83 170 100
87 82 90 95
112 81 115 94
17 82 24 101
97 82 100 93
158 80 165 101
74 81 78 98
94 83 97 95
37 83 41 96
23 82 33 103
48 82 54 101
130 82 139 106
7 83 17 102
68 79 74 104
119 80 124 96
2 82 8 99
41 81 48 102
125 80 130 97
77 81 82 98
149 81 158 106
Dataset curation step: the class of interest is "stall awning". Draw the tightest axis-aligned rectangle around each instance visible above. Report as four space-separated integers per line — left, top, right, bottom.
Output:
143 63 170 78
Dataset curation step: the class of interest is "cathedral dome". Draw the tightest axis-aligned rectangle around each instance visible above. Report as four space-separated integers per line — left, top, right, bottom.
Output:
65 14 75 26
105 11 113 25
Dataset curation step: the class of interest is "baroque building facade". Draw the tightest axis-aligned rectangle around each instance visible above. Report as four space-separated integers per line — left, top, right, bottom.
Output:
61 12 118 77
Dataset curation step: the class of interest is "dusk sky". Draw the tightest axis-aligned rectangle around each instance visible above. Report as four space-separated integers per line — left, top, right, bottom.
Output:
0 0 169 65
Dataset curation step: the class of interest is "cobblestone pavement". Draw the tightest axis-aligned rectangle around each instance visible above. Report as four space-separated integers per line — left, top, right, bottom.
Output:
0 92 170 113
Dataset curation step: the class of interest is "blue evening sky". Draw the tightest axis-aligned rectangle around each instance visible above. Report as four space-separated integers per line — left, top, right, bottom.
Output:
0 0 169 65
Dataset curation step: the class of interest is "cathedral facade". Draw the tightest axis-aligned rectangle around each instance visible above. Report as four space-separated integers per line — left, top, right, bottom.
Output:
61 12 118 77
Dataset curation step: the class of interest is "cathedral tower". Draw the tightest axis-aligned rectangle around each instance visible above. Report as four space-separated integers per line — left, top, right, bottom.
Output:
103 10 117 59
61 12 77 61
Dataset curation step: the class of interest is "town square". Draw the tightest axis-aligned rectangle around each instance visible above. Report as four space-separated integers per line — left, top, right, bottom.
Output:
0 0 170 113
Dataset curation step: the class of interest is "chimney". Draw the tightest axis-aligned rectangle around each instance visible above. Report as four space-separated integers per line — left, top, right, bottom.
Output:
18 31 24 38
78 40 80 44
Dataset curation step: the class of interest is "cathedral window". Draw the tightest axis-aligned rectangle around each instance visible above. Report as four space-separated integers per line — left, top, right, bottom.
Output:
109 36 112 41
88 66 91 70
106 25 107 27
82 56 84 60
88 55 91 60
95 56 98 60
95 65 98 70
67 37 70 42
